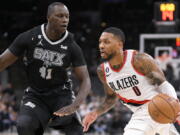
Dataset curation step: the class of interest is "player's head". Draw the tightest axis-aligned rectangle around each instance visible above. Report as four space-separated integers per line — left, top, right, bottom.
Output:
99 27 125 61
47 2 69 33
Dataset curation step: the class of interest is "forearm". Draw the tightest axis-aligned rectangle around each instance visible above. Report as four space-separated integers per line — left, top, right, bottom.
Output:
95 94 117 116
0 49 18 72
73 78 91 107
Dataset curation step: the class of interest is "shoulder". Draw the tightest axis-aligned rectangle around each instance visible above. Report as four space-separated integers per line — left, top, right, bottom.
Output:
29 25 42 35
13 31 29 43
18 25 40 38
67 34 82 52
65 32 77 46
97 64 106 83
66 32 75 42
97 64 103 74
132 51 159 75
68 32 75 39
133 51 166 85
132 51 156 67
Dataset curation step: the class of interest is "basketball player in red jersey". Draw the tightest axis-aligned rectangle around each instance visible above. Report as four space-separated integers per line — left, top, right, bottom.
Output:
82 27 180 135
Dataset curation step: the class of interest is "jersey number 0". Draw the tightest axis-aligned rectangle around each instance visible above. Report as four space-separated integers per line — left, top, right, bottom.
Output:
132 86 141 96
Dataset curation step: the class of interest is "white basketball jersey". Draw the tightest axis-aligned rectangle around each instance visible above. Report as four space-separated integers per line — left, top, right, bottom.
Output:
102 50 159 112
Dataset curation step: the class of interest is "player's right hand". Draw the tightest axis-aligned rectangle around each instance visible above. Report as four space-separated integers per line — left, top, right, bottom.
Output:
82 111 98 132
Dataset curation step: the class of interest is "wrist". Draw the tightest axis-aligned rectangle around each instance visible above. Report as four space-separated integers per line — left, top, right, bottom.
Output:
158 81 177 99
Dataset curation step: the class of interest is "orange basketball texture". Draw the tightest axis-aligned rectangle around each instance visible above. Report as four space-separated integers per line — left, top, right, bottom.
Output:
148 93 180 124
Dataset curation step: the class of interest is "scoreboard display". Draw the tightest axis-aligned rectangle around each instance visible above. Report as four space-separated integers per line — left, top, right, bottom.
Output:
154 2 178 23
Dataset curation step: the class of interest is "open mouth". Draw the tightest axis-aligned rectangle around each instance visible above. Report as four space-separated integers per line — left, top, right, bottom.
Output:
100 51 106 56
100 50 105 54
61 25 67 28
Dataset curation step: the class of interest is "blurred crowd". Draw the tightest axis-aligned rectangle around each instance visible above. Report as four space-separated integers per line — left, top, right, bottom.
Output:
0 85 18 132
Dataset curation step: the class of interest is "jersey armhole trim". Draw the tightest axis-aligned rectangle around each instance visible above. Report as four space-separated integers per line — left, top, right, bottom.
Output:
101 63 106 82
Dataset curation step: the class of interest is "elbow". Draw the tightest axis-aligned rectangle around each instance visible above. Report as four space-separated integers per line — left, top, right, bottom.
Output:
84 78 91 94
87 78 91 92
83 77 91 94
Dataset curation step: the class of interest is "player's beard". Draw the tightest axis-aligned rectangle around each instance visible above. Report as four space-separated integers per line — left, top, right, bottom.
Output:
101 53 115 62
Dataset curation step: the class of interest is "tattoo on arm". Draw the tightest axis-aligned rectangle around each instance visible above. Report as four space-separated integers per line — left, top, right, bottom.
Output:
96 85 117 116
96 65 117 116
133 52 166 85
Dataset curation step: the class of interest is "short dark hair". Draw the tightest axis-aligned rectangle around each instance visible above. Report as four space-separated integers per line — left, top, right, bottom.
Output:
103 27 125 44
47 2 65 17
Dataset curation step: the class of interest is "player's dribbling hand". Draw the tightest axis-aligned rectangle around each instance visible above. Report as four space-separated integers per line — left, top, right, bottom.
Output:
82 111 98 132
175 101 180 124
53 104 78 117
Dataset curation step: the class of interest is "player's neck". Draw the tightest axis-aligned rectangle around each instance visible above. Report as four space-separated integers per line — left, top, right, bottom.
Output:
45 24 65 41
109 50 124 68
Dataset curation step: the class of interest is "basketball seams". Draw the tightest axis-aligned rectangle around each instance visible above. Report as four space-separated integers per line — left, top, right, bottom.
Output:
148 102 156 121
151 98 173 121
158 94 176 121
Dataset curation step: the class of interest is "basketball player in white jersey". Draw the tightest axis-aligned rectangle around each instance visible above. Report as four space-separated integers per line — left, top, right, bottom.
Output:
82 27 180 135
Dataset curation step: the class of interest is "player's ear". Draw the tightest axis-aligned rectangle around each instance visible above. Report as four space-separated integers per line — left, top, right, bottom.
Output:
47 12 51 20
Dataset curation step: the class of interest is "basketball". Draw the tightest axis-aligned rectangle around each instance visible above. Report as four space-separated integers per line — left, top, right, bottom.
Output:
148 93 180 124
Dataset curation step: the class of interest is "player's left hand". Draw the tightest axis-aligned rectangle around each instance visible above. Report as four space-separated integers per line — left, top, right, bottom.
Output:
175 101 180 124
53 104 78 117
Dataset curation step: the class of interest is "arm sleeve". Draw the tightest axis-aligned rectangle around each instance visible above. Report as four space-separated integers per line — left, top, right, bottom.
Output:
158 81 177 99
8 32 27 57
70 42 86 67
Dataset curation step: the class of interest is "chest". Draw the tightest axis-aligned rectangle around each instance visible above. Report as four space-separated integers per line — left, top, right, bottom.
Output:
106 72 140 91
25 35 71 67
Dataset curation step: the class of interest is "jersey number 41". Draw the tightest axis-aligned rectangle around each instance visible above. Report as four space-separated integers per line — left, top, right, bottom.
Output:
39 66 52 79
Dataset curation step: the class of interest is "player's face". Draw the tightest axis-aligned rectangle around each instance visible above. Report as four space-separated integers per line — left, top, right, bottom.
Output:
48 5 69 33
99 32 122 61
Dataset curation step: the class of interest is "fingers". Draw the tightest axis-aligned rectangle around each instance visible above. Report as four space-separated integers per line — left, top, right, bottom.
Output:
53 107 74 117
83 122 90 132
53 110 72 117
53 112 69 117
82 117 91 132
82 114 97 132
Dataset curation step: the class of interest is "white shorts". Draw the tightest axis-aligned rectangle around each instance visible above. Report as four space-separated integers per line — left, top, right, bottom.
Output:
124 103 179 135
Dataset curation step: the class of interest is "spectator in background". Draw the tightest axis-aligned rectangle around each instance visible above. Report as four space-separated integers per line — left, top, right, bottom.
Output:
155 51 172 72
0 86 18 132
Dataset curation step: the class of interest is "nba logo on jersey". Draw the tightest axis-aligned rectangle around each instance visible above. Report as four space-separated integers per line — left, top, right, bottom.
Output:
38 35 42 39
105 67 109 73
60 45 68 50
24 101 36 108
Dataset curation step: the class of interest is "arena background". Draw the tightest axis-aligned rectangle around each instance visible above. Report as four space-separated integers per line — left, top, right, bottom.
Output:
0 0 180 135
